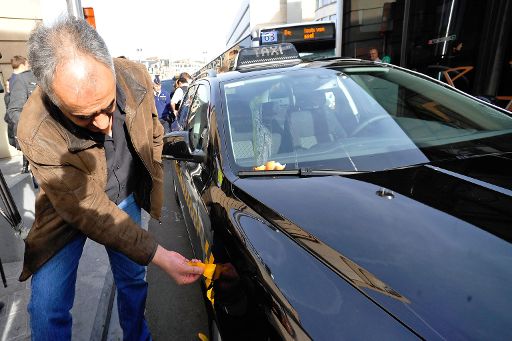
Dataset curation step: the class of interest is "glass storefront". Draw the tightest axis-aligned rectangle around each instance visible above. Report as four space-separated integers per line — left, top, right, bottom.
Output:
341 0 512 110
342 0 403 64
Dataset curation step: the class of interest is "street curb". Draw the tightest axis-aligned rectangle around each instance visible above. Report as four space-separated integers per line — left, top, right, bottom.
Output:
90 270 115 341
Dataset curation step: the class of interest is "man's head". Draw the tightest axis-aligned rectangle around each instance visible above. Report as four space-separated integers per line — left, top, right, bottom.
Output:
369 48 380 61
179 72 192 82
177 77 188 87
11 56 29 72
28 16 116 133
153 77 161 93
452 41 463 53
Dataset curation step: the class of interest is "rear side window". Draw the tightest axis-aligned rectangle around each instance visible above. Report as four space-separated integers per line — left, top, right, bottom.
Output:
187 84 210 150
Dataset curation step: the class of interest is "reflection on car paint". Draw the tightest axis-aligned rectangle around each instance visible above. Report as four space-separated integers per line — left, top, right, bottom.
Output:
229 210 310 340
173 160 217 302
234 189 410 304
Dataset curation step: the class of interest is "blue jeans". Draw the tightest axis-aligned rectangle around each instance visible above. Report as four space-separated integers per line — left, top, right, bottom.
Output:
28 194 151 341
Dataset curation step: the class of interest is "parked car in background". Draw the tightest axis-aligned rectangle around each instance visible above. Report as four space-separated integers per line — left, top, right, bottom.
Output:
163 44 512 340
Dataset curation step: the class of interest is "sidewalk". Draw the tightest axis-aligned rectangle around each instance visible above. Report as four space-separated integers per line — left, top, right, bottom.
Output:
0 155 120 340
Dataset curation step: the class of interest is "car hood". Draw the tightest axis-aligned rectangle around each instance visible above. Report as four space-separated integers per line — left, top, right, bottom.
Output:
233 154 512 340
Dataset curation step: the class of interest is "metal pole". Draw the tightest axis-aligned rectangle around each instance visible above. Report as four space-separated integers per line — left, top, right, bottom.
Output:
0 258 7 288
66 0 84 18
0 169 29 239
400 0 411 67
336 0 344 57
0 170 21 228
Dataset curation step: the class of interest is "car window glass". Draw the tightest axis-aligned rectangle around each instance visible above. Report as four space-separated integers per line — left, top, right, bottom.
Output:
178 85 198 127
187 84 210 150
223 67 512 171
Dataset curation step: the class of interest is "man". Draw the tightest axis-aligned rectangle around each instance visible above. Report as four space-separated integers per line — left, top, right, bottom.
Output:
170 72 191 118
369 47 381 62
5 56 37 170
17 17 203 340
0 52 4 95
153 76 172 133
4 76 17 149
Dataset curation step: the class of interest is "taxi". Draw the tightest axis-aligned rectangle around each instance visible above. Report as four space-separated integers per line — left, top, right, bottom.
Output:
162 43 512 340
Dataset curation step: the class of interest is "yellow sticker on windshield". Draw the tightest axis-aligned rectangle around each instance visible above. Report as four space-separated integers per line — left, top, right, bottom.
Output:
253 161 286 171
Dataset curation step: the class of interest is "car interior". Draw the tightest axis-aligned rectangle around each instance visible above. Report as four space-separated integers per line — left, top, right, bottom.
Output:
224 67 512 170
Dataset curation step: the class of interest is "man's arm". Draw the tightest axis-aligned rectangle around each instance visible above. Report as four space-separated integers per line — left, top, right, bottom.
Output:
6 78 27 126
22 140 202 283
170 88 183 115
151 246 203 284
3 93 10 113
28 151 159 264
137 63 203 283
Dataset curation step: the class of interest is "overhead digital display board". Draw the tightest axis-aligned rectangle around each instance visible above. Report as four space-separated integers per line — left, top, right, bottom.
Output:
260 23 335 45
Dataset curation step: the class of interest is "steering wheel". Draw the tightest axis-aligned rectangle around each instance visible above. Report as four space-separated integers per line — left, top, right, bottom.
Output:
350 115 393 137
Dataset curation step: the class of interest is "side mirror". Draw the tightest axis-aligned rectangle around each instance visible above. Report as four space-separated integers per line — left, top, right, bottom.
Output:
162 131 206 163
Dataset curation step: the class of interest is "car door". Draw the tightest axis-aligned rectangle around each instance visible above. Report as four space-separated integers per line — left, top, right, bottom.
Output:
173 82 212 261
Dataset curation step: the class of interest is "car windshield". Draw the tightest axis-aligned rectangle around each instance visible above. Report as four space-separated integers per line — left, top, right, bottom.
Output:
222 66 512 172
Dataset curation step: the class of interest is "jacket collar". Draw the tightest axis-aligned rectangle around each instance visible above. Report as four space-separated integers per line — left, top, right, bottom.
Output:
44 95 99 152
113 60 147 128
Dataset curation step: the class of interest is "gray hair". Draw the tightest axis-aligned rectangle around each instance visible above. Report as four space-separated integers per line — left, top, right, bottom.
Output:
28 16 115 106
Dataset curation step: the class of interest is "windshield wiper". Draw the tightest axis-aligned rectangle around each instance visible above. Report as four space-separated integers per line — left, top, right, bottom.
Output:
237 168 367 178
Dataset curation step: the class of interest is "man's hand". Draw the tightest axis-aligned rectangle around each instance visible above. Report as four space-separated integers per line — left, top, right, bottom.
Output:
151 245 203 285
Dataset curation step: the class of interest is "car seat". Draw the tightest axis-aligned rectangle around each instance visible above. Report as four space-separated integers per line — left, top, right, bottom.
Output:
228 99 254 160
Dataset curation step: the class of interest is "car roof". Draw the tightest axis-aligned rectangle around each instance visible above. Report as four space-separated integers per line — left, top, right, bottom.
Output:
197 58 385 83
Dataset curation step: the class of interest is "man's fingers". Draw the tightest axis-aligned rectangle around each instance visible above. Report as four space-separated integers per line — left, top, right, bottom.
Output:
192 266 204 275
185 262 204 275
176 273 202 285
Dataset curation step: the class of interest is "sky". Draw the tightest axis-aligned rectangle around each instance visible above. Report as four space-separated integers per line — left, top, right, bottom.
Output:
42 0 242 62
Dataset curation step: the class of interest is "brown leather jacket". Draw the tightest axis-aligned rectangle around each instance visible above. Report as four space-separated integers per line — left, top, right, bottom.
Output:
17 58 164 281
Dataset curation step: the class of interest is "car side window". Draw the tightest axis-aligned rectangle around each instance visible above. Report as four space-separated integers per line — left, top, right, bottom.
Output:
178 85 198 127
187 84 210 150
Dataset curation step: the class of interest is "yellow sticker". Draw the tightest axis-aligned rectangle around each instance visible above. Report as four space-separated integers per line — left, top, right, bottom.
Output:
217 168 224 186
198 332 209 341
253 161 286 171
188 261 217 279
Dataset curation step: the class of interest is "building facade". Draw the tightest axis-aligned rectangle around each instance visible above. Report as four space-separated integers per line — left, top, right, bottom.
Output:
226 0 317 47
315 0 512 107
225 0 511 108
0 0 43 158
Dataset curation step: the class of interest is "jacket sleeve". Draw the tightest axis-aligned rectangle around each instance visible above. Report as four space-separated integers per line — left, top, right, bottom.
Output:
3 93 10 114
18 125 158 265
146 70 164 162
141 65 164 220
6 77 28 126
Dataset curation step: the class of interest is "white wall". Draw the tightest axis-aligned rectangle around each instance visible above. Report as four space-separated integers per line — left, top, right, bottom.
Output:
251 0 286 27
0 0 43 159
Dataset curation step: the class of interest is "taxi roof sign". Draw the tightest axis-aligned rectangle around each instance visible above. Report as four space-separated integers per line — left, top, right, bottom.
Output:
235 43 301 70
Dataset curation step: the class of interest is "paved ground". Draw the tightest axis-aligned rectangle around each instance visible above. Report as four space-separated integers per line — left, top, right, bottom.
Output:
0 155 34 341
144 160 209 340
0 155 114 340
0 156 208 340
